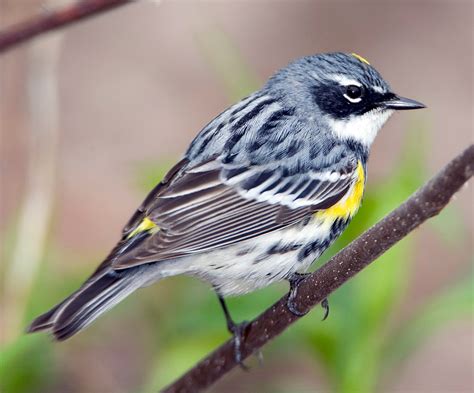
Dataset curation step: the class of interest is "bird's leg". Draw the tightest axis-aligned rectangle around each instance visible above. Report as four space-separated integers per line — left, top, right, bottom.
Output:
217 294 250 369
287 272 330 320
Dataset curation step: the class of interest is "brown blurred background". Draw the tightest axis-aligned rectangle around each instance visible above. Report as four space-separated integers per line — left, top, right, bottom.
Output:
1 1 473 392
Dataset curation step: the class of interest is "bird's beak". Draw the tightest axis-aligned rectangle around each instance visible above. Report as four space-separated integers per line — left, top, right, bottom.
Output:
380 94 426 110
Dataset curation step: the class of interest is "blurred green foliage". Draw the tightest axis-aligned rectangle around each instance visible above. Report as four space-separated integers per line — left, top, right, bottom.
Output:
1 30 472 393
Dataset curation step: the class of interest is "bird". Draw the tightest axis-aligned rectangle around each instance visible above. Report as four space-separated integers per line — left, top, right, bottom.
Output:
27 52 425 364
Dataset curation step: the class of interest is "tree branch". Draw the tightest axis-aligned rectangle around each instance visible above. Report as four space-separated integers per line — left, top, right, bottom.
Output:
162 144 474 393
0 0 133 53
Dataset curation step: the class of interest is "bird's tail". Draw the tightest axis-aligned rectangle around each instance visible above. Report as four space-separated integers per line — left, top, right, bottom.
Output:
27 268 146 341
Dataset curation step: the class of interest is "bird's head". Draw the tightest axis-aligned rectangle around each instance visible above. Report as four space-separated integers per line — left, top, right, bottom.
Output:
266 52 425 148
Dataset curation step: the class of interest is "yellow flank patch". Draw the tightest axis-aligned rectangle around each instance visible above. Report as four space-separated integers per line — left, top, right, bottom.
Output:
127 217 157 239
316 161 365 220
351 53 370 65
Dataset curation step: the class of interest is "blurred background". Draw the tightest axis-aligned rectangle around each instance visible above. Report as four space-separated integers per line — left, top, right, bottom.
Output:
1 1 473 392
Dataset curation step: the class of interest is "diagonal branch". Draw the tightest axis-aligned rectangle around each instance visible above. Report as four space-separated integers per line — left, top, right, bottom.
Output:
0 0 133 53
162 144 474 393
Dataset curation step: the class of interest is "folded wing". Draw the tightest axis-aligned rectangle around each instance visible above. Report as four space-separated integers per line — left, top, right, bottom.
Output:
112 157 357 268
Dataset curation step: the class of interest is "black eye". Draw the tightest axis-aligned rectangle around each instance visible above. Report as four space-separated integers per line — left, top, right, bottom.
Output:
345 85 363 100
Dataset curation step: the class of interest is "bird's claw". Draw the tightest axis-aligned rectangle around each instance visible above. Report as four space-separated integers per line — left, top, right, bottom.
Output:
286 272 311 316
286 273 330 320
321 298 330 321
287 294 308 316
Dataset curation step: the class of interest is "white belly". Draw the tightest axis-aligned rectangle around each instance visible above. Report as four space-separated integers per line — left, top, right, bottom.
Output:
155 216 336 296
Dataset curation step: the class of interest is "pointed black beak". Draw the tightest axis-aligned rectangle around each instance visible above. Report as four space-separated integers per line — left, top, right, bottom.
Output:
381 94 426 110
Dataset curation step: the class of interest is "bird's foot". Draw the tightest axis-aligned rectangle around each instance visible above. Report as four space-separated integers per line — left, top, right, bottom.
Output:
286 272 311 316
227 319 250 370
217 294 253 369
287 273 330 320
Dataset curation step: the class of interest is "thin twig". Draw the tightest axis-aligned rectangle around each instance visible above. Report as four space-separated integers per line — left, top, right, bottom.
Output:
162 145 474 393
0 0 133 53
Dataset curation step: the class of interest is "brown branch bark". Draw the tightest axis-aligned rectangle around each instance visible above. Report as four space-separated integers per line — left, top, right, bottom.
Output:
162 144 474 393
0 0 133 53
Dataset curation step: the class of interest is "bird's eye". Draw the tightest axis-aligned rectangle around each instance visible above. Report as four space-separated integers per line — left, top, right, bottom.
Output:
344 85 363 103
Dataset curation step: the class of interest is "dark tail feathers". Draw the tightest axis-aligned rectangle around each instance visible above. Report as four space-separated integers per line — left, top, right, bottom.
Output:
27 269 144 341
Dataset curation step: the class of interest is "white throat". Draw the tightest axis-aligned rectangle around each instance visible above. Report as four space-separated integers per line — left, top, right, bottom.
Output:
327 109 395 147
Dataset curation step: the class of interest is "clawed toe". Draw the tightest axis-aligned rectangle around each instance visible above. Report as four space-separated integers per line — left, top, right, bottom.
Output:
321 298 330 321
286 273 331 320
286 272 311 317
286 294 309 316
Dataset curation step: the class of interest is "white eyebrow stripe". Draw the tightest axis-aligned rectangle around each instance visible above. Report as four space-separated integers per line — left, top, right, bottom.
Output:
329 74 362 87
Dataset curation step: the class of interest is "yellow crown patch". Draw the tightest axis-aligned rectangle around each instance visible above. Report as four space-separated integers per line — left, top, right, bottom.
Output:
351 53 370 65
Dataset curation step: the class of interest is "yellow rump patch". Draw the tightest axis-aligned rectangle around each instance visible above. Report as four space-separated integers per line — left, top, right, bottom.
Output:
351 53 370 65
316 161 365 220
127 217 158 239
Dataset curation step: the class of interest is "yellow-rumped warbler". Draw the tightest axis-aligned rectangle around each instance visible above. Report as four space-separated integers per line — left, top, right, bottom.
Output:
28 52 424 363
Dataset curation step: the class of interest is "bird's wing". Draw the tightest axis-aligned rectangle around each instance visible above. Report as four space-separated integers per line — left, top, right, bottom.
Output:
110 156 358 269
